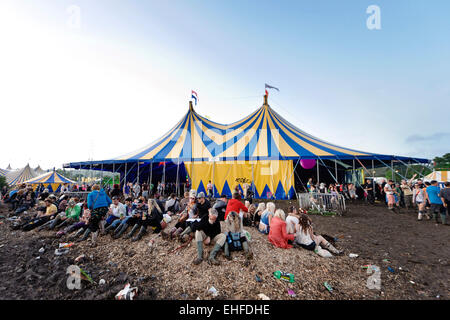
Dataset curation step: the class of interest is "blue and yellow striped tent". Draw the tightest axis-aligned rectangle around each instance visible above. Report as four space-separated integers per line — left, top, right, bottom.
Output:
24 171 76 192
6 164 37 187
65 95 428 199
0 168 9 177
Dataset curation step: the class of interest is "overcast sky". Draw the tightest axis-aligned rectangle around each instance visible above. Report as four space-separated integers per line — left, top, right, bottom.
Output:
1 0 449 170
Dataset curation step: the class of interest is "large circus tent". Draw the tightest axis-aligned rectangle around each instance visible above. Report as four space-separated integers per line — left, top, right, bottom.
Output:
24 171 76 192
64 95 429 199
5 164 37 187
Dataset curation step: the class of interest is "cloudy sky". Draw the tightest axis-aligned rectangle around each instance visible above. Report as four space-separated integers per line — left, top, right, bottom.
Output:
0 0 449 170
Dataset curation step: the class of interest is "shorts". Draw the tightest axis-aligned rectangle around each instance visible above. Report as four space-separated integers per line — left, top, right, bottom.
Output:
387 194 396 205
300 241 316 251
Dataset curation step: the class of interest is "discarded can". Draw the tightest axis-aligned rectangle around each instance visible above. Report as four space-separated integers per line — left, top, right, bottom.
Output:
273 270 295 283
324 282 333 293
255 274 262 282
59 242 74 249
387 266 395 273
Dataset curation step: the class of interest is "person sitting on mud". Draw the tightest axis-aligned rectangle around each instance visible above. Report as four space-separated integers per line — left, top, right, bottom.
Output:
104 196 126 230
18 198 58 231
223 210 252 263
268 209 295 249
285 206 300 235
224 192 248 221
45 198 81 230
244 203 256 227
294 213 342 257
165 193 180 215
130 199 165 242
258 202 275 234
162 192 197 240
252 202 265 228
212 194 228 221
177 202 202 242
114 198 147 239
13 192 34 216
104 197 132 235
66 205 91 240
196 192 211 219
192 208 226 265
179 191 190 213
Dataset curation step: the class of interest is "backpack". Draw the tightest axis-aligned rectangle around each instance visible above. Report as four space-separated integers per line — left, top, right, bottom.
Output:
226 232 245 251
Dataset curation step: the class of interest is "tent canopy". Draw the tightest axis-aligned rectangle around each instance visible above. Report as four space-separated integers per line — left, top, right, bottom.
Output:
65 97 428 167
6 164 37 186
424 171 450 182
25 171 76 185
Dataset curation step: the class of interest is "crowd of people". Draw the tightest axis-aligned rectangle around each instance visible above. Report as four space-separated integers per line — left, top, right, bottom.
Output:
1 181 345 264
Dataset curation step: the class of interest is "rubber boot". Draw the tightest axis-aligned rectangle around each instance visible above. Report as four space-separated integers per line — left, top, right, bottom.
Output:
77 228 91 242
433 213 439 223
441 214 447 225
113 223 129 239
132 226 147 242
124 224 139 239
104 223 116 234
314 245 332 258
208 243 222 265
91 231 98 247
418 211 423 221
172 227 183 239
178 226 191 242
242 241 253 260
70 227 85 240
193 241 203 265
324 242 342 255
223 242 232 260
49 215 61 230
37 220 53 231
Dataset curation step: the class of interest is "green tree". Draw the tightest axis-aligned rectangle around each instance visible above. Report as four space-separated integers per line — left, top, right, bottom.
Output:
0 176 7 190
433 153 450 170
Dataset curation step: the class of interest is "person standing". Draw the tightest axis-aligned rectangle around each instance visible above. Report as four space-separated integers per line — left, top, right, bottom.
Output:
79 184 112 246
439 182 450 225
425 180 445 224
206 181 213 200
384 180 396 211
362 179 375 205
400 179 413 210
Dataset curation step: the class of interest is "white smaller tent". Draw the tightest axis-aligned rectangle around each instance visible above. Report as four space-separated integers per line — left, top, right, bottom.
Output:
424 171 450 182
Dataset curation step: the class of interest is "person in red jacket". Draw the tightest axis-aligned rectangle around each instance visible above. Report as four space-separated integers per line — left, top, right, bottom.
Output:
268 209 295 249
225 192 248 220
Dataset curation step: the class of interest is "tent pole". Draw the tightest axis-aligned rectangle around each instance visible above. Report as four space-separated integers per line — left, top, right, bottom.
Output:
212 160 215 199
286 158 300 199
163 161 166 196
176 159 180 198
316 158 320 184
352 159 355 185
101 163 104 187
374 156 408 181
137 161 140 185
251 162 255 197
150 159 153 195
395 157 426 179
124 163 127 186
294 167 306 193
335 159 338 183
372 159 375 199
318 157 337 183
391 160 394 183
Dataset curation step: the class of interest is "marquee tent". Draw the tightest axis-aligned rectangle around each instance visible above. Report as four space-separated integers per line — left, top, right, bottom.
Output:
64 95 429 199
0 168 9 177
24 171 76 192
424 171 450 182
34 165 46 176
6 164 37 186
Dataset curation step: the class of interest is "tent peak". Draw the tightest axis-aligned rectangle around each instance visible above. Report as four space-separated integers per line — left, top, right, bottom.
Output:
189 100 194 112
264 93 268 106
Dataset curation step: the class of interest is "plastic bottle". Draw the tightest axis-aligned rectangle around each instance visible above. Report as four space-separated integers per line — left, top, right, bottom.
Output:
273 270 295 283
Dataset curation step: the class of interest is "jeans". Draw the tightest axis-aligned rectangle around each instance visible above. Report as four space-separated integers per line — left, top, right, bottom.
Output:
110 216 130 228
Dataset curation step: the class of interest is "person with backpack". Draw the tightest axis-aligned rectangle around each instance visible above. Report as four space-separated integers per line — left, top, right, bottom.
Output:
78 184 111 246
223 210 252 263
191 208 226 265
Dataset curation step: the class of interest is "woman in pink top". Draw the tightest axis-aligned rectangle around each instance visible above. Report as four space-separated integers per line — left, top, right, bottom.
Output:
268 209 295 249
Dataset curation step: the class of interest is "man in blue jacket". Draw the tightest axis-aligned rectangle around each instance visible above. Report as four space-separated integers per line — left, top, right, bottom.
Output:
78 184 112 246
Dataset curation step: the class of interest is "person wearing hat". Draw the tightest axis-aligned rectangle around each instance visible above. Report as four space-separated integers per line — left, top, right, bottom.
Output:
196 192 211 219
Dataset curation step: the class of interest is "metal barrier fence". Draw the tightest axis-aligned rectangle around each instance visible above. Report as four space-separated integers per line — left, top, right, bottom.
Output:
297 192 346 215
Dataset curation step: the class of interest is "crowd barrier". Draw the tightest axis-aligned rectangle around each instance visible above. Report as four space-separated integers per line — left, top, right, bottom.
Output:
297 192 346 215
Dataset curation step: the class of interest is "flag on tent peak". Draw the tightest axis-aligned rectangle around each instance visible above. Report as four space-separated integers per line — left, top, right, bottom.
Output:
191 90 198 105
265 83 279 91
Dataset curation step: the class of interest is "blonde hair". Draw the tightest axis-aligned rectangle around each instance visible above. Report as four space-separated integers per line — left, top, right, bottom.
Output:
274 209 286 221
92 184 100 191
256 202 266 213
266 202 276 213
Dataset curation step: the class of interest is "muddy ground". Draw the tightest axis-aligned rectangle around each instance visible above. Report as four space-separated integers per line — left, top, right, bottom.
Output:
0 201 448 300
